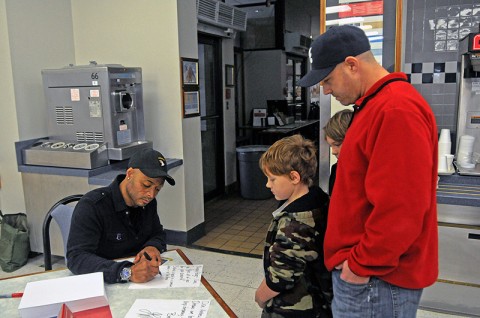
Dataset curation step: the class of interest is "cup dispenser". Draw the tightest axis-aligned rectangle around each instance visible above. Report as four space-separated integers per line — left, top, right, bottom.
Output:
455 30 480 176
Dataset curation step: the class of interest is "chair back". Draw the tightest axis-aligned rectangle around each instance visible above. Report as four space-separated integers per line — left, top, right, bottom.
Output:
42 194 82 270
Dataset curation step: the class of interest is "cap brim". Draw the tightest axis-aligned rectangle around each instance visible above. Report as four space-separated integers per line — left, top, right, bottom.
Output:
297 66 336 87
163 175 175 186
141 169 176 185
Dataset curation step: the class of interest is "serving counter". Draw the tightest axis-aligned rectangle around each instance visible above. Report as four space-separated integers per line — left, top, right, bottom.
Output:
420 173 480 317
238 119 319 145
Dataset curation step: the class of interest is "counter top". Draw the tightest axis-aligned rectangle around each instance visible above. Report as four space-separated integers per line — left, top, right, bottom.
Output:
17 158 183 187
259 119 319 134
16 138 183 187
437 174 480 207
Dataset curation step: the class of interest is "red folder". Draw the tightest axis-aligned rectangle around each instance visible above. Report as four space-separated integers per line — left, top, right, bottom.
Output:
58 304 112 318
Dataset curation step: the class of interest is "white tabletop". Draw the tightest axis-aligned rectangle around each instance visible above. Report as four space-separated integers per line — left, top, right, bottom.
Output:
0 249 235 317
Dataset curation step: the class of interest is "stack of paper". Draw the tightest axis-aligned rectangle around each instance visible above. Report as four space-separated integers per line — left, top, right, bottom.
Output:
18 272 108 318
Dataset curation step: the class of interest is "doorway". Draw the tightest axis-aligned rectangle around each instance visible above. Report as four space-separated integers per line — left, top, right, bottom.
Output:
198 34 225 201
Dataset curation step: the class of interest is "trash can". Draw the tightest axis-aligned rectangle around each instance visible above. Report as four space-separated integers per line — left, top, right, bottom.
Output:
236 145 273 200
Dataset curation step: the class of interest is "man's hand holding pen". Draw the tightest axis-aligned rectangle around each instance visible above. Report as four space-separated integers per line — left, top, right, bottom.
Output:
130 246 162 283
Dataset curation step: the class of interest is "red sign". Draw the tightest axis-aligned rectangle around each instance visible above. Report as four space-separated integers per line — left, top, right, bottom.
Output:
339 1 384 18
473 34 480 51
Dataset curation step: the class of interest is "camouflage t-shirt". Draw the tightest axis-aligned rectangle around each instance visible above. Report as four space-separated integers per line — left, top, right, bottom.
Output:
262 186 332 318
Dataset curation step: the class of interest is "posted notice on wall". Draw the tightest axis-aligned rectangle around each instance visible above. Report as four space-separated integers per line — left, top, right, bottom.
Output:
129 265 203 289
125 299 210 318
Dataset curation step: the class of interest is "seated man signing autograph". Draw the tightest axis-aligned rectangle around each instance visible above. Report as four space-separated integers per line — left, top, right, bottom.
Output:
67 148 175 284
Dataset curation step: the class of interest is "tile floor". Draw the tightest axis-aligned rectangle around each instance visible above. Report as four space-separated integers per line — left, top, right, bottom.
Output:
0 246 466 317
191 192 277 257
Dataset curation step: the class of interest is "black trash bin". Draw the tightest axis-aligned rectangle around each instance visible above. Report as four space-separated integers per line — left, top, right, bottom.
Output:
236 145 273 200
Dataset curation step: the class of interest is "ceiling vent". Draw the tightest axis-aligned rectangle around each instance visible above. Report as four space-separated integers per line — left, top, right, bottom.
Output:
197 0 247 32
284 32 312 56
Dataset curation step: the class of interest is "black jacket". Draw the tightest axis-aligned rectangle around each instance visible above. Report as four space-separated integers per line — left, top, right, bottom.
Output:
66 175 166 283
328 163 337 196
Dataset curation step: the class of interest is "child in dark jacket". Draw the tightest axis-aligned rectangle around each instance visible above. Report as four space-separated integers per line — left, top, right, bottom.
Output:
255 134 332 318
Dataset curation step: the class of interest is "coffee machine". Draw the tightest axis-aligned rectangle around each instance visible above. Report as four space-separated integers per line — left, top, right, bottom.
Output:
456 30 480 176
22 62 152 169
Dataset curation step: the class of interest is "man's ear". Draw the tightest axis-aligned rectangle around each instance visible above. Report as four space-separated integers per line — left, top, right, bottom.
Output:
344 56 359 72
126 167 134 179
289 170 301 184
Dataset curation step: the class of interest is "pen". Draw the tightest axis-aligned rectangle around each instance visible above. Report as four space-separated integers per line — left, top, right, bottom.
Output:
143 251 152 261
143 251 162 276
0 293 23 298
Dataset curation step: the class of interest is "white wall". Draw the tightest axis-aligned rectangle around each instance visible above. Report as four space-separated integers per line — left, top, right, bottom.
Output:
177 0 205 231
6 0 75 141
0 0 21 213
0 0 76 214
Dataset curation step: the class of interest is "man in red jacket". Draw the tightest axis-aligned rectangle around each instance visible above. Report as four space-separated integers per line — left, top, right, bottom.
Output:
298 25 438 317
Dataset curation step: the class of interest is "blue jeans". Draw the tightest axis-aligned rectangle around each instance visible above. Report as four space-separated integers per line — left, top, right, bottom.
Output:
332 270 423 318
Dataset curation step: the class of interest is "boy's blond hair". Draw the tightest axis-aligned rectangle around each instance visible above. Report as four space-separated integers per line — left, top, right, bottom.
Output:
259 134 317 187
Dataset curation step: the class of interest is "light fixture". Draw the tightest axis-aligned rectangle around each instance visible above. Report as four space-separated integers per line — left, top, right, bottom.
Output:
368 36 384 42
358 24 373 30
325 5 351 14
325 17 365 26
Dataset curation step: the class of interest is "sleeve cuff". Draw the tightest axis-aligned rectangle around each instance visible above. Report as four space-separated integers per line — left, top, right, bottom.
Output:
115 261 134 283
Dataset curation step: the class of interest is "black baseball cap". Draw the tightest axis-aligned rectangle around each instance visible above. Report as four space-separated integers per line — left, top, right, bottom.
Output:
128 148 175 185
297 25 371 87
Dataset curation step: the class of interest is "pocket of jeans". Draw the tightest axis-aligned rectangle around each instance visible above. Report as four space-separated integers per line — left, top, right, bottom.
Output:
338 273 370 287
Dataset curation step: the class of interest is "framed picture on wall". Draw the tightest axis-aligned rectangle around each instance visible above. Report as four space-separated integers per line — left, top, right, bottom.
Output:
225 64 235 87
181 58 199 87
183 91 200 118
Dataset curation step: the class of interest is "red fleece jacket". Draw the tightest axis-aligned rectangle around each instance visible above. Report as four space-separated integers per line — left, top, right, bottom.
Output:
324 73 438 289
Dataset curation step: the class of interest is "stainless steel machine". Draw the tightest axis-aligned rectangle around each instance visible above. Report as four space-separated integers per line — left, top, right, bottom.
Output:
456 30 480 176
22 62 152 169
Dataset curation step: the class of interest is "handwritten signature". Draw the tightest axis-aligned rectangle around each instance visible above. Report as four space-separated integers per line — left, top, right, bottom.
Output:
137 309 163 317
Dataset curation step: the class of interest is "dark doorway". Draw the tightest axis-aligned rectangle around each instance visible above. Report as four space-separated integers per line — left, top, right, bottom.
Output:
198 34 225 201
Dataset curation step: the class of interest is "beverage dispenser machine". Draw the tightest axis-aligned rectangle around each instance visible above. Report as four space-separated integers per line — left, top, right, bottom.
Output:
23 62 152 169
456 31 480 176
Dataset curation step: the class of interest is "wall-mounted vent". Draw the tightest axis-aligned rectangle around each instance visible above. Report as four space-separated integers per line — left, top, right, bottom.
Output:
55 106 74 125
197 0 247 32
300 35 312 48
284 32 312 56
76 132 104 143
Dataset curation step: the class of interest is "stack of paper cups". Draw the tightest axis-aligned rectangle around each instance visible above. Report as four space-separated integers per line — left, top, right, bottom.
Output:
438 129 451 172
438 129 451 156
457 135 475 168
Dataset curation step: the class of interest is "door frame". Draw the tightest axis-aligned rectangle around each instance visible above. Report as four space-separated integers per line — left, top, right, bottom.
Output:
198 33 225 201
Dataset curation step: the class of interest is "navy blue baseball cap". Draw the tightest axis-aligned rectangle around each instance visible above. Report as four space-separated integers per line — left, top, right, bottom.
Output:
128 148 175 185
297 25 371 87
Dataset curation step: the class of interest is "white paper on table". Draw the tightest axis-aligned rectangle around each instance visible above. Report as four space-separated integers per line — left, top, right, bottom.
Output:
129 265 203 289
18 272 107 318
124 299 210 318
